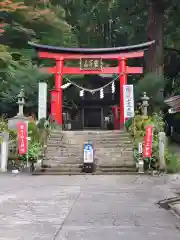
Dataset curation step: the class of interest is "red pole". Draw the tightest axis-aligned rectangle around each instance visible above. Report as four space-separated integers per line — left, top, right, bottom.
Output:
55 58 64 125
119 57 127 128
50 90 57 121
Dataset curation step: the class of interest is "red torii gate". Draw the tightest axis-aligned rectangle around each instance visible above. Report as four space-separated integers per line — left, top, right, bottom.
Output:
29 41 154 128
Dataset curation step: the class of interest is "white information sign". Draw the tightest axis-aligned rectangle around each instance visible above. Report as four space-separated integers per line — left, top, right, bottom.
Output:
123 84 135 119
138 142 143 154
83 143 94 163
38 82 47 120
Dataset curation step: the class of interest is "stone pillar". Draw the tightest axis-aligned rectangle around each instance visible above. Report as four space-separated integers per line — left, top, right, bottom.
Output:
158 132 166 172
0 132 9 172
141 92 149 116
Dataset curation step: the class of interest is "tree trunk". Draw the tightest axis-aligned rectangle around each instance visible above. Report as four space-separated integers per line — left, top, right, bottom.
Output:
146 1 164 76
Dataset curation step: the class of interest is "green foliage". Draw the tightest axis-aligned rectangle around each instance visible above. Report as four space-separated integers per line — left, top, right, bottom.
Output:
28 121 40 143
28 120 49 144
127 113 164 139
0 116 17 140
18 121 48 162
28 142 42 160
0 1 76 114
134 73 165 110
128 112 180 173
19 141 42 162
0 0 180 115
165 150 180 173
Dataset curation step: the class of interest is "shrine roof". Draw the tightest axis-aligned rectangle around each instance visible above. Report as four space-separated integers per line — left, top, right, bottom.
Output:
28 40 155 54
165 95 180 107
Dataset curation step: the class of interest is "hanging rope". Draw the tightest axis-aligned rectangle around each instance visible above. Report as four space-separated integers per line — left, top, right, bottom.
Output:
62 74 120 93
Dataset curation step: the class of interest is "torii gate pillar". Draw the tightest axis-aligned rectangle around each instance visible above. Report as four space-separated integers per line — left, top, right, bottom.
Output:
55 59 64 125
119 57 127 127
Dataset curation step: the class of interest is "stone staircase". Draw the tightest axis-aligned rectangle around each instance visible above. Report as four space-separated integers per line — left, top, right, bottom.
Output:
33 130 136 175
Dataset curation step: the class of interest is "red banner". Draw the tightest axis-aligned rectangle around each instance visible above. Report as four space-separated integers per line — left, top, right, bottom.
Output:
17 122 28 155
143 125 153 158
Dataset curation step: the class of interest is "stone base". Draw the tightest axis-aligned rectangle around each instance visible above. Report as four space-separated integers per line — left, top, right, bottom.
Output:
8 115 29 130
82 163 95 173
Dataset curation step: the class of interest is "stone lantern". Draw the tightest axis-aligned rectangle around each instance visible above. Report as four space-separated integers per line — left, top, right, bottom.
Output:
8 87 29 130
141 92 149 116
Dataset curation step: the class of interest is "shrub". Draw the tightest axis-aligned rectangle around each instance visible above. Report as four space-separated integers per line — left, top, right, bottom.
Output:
0 116 17 141
127 112 180 173
19 141 42 162
37 118 47 129
165 150 180 173
28 121 40 143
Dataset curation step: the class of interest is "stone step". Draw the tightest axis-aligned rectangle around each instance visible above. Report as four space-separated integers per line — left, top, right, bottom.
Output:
32 171 85 175
49 135 131 141
42 163 82 168
99 156 133 162
90 137 131 142
104 151 134 156
42 162 135 168
41 166 136 172
46 143 80 147
46 150 81 155
47 137 132 144
97 161 135 166
46 141 133 149
98 168 136 173
49 136 131 141
50 130 130 135
42 162 82 167
47 141 132 148
43 156 82 164
45 151 133 159
50 130 127 134
41 167 82 172
32 171 137 175
32 164 137 175
45 153 81 158
96 147 133 152
103 158 134 163
46 147 133 152
46 149 132 155
46 147 81 151
45 157 134 163
102 160 134 164
43 159 134 168
97 164 136 169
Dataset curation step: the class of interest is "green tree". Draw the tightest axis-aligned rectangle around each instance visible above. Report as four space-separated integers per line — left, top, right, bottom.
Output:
0 1 76 115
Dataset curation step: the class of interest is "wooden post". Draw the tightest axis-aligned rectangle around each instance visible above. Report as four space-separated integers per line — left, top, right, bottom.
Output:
119 57 127 128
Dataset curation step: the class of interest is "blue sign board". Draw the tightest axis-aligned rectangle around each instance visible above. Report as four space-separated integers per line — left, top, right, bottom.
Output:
84 143 92 151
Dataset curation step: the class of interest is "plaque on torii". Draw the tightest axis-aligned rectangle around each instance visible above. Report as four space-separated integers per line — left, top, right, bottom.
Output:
80 58 103 70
